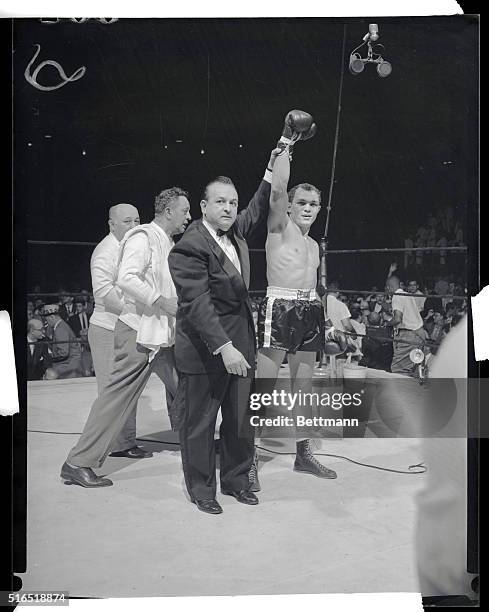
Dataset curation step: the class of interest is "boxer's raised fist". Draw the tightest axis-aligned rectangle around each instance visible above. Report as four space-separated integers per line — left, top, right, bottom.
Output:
278 110 316 159
281 110 316 142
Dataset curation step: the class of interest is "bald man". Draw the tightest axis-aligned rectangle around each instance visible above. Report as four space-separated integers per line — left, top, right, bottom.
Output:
62 190 189 487
87 203 140 452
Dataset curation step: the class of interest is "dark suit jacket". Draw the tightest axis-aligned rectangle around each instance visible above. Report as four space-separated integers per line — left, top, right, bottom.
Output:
27 341 52 381
68 311 91 337
59 303 75 321
169 179 270 374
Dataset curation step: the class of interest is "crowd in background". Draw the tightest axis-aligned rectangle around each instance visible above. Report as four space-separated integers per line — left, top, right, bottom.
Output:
403 206 466 279
27 261 467 381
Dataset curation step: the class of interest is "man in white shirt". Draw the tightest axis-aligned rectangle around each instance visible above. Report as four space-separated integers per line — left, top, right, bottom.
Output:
87 203 141 454
407 279 426 312
385 275 427 376
61 189 191 487
326 281 357 335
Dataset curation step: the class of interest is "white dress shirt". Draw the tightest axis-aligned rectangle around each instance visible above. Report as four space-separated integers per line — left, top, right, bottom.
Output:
202 219 241 274
90 232 124 331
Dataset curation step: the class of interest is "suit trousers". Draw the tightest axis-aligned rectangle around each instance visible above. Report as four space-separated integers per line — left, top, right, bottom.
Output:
391 328 427 376
88 323 137 452
67 320 178 468
176 371 255 501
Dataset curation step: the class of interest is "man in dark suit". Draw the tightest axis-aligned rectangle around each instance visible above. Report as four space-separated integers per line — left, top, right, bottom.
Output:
43 304 83 379
169 148 281 514
68 298 91 337
27 318 54 380
58 290 75 321
69 298 93 376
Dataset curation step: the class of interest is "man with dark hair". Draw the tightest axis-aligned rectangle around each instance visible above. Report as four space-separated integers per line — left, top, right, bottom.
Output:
169 147 279 514
61 187 191 487
43 304 83 379
69 297 93 377
385 275 427 376
407 279 426 312
255 115 337 483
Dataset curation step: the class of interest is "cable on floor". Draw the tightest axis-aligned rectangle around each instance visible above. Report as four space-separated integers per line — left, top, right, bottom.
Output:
28 430 426 474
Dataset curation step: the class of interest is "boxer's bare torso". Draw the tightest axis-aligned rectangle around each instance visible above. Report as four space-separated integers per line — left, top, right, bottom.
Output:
266 181 321 291
266 220 319 289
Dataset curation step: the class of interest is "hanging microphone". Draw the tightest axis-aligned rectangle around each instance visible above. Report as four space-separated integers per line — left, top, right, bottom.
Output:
368 23 379 41
363 23 379 41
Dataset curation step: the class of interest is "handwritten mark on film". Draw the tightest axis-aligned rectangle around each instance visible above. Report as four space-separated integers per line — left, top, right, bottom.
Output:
24 44 86 92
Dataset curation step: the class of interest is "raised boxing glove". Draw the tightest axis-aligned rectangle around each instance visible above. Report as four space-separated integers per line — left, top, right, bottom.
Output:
277 109 317 158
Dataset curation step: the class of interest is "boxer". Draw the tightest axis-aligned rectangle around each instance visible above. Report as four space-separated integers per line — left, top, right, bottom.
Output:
253 111 337 490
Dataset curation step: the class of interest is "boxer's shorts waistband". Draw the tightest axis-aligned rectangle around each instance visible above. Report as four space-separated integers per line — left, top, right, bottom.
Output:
265 286 318 301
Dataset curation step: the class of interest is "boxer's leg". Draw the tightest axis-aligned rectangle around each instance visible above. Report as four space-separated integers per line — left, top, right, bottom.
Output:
288 350 337 479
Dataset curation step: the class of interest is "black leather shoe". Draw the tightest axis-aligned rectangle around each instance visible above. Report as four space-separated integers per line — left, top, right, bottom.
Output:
193 499 223 514
109 446 153 459
221 489 259 505
60 462 113 488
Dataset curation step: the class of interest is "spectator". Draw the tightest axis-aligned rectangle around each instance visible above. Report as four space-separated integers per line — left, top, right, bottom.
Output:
358 312 393 372
415 226 428 267
27 318 55 381
436 234 448 266
326 281 357 339
404 236 415 269
27 300 35 320
349 307 366 358
33 298 45 317
424 310 447 353
372 293 386 314
407 279 426 312
423 289 443 318
69 298 91 337
58 289 75 321
69 298 93 377
42 304 83 379
385 275 427 376
434 276 449 297
81 289 94 316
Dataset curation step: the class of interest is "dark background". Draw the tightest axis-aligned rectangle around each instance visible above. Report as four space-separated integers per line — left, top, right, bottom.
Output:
13 16 478 292
1 12 481 592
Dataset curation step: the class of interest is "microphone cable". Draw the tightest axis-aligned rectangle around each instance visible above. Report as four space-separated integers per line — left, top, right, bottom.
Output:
27 429 426 475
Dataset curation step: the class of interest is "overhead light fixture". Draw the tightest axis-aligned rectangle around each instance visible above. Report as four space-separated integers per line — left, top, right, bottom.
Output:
349 24 393 78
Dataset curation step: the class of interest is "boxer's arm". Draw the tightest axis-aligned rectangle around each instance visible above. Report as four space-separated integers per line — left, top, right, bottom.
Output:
267 150 290 234
168 242 230 354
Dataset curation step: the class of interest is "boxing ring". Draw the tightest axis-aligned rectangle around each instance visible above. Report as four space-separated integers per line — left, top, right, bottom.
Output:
22 238 470 597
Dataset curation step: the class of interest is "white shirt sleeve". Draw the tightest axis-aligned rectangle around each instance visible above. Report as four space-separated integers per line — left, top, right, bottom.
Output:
391 294 401 313
91 246 124 311
117 233 160 307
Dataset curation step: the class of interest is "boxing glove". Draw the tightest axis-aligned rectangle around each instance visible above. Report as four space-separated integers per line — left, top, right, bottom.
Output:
277 110 317 157
325 328 348 354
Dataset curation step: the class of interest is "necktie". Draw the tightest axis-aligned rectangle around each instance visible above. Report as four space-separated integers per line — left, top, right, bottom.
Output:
217 228 232 237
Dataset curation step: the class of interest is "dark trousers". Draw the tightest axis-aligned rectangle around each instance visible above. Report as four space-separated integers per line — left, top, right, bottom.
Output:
176 371 255 501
